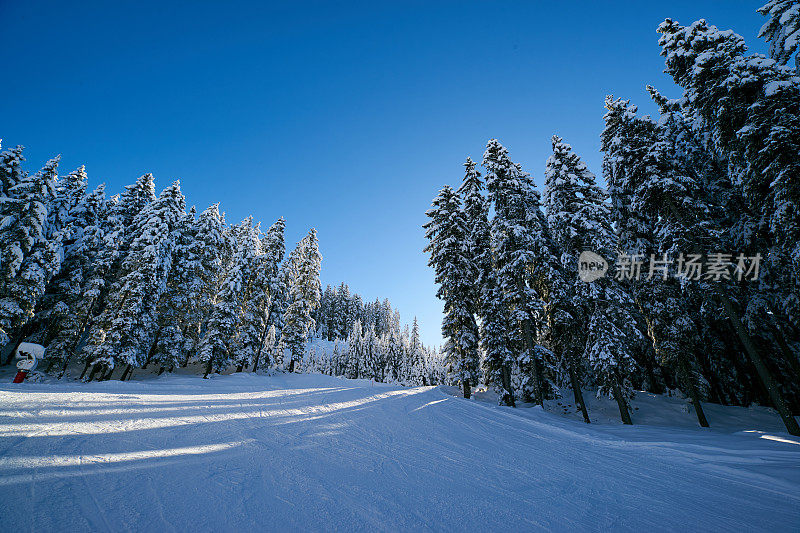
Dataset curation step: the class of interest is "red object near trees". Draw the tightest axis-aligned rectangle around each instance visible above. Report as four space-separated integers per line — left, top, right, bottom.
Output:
12 371 27 383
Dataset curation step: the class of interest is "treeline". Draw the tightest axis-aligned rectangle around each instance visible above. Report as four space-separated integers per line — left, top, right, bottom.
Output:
314 284 402 341
0 148 435 383
0 159 327 379
424 11 800 435
304 305 447 385
304 284 447 385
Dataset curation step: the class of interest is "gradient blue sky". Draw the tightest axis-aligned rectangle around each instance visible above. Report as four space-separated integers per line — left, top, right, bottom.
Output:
1 1 768 347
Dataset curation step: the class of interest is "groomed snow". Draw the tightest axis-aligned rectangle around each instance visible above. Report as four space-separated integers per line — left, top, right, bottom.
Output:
1 373 799 532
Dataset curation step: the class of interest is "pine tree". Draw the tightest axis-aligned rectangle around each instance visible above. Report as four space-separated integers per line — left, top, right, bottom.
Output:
252 218 286 372
758 0 800 68
198 218 252 376
150 209 199 374
230 219 265 371
0 142 25 200
175 203 229 365
423 185 480 398
658 17 800 435
280 228 322 372
48 166 88 242
261 324 278 372
544 135 618 423
83 181 186 379
483 139 557 405
346 319 364 378
479 268 516 405
42 183 107 372
0 156 61 348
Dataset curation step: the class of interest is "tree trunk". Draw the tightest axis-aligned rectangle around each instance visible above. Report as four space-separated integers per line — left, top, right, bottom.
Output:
568 362 590 423
120 364 132 381
203 359 213 379
663 196 799 434
678 356 709 427
87 363 102 382
288 359 295 373
58 356 72 379
610 373 633 425
770 323 800 407
157 366 165 376
78 361 91 380
236 363 244 373
462 379 471 399
519 318 543 406
715 285 800 436
59 312 96 378
142 331 161 369
500 364 515 407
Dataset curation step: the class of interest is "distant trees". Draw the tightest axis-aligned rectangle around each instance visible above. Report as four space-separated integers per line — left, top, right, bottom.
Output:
308 286 443 385
423 7 800 436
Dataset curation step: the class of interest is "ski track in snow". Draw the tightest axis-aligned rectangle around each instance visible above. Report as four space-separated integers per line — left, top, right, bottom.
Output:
0 373 798 532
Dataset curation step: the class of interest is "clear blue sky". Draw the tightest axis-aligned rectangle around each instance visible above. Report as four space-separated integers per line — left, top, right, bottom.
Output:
0 1 767 347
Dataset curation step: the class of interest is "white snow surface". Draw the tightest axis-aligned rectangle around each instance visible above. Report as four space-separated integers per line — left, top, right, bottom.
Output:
1 372 799 532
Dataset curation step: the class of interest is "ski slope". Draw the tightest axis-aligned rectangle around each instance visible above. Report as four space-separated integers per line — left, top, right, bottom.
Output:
1 373 798 532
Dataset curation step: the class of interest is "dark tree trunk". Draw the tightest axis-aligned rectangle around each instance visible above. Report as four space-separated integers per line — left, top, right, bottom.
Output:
58 357 72 379
770 323 800 413
288 359 295 373
642 346 664 394
203 359 213 379
236 363 244 373
715 285 800 436
500 364 515 407
142 331 161 369
87 363 102 382
462 379 471 400
58 312 96 378
157 366 165 376
610 373 633 425
663 196 799 435
568 362 590 423
79 361 91 380
678 357 709 428
120 364 132 381
519 318 543 406
698 351 727 406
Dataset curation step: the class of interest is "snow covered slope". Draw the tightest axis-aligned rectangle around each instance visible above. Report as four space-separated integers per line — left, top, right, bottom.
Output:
1 373 798 532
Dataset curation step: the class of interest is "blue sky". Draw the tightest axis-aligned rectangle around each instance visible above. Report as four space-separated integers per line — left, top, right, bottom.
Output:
0 1 768 347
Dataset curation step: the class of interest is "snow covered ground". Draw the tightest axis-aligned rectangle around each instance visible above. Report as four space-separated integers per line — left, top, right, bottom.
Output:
1 372 799 532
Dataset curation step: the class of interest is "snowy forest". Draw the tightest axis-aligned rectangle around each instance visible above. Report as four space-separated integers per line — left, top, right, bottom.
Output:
424 8 800 436
2 3 800 531
0 154 440 384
